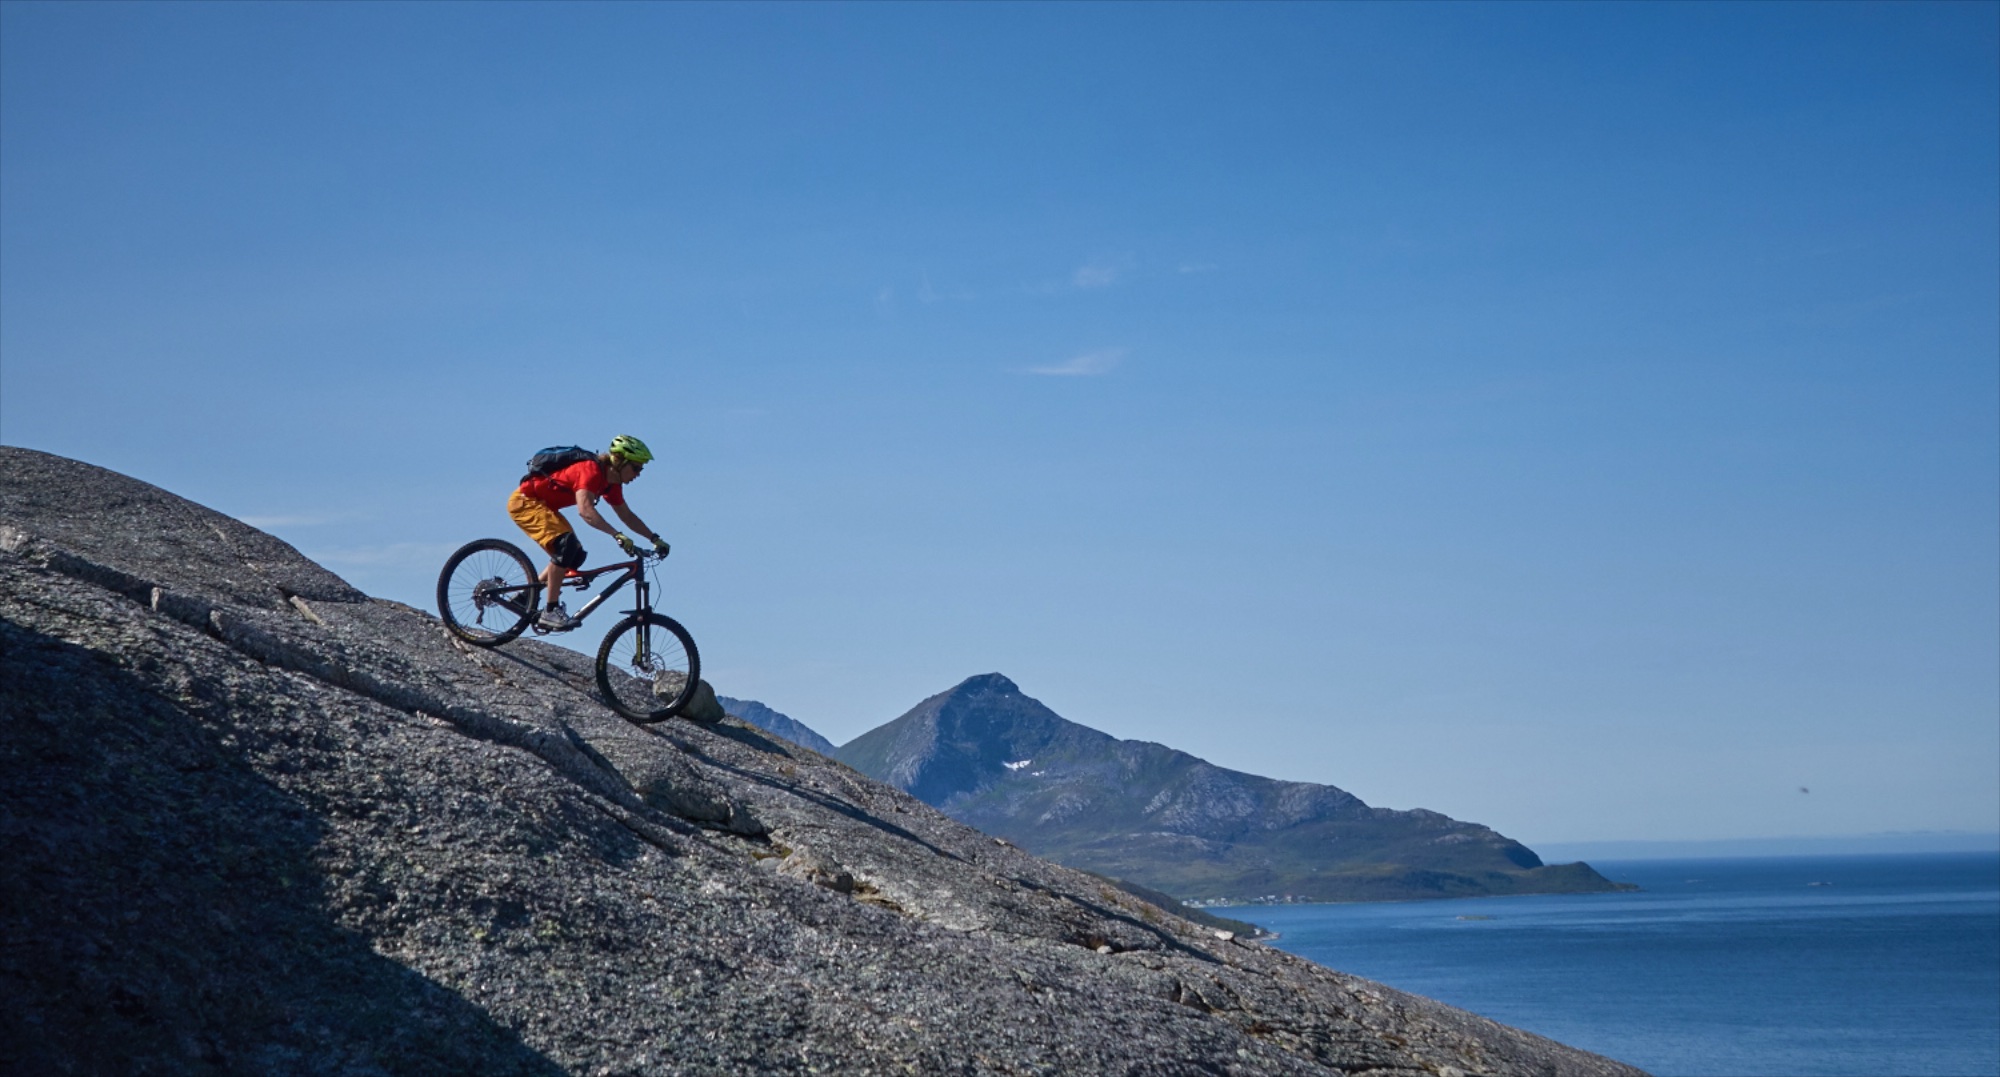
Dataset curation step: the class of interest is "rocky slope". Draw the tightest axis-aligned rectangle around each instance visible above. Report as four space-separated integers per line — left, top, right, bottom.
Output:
0 447 1644 1076
836 674 1628 904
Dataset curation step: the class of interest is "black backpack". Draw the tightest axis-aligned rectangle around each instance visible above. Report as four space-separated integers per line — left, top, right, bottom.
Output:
522 445 596 483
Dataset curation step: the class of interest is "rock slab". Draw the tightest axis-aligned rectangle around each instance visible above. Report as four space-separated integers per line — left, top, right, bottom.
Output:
0 447 1645 1076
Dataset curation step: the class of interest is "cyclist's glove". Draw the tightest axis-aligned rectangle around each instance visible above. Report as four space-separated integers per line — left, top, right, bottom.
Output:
651 537 671 558
614 532 639 556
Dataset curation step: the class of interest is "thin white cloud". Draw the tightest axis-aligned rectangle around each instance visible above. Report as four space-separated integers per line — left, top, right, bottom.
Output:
905 271 977 303
1026 347 1126 377
1070 253 1138 290
242 510 370 528
1177 261 1218 274
241 514 336 528
308 541 459 568
1025 256 1136 295
1072 262 1124 289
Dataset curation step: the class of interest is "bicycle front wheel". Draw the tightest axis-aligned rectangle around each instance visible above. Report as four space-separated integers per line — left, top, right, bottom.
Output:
595 612 701 723
437 539 541 646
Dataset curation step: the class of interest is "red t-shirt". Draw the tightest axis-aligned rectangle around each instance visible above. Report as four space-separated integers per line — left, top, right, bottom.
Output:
519 459 626 510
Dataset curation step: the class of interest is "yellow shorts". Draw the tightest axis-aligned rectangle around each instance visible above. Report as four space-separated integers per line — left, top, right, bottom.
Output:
508 490 572 555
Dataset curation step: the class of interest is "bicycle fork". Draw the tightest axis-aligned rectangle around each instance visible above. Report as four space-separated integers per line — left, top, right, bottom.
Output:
580 570 657 669
627 574 653 667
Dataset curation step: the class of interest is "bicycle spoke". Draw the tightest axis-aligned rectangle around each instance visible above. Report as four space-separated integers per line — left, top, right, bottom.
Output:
596 613 698 723
438 541 538 646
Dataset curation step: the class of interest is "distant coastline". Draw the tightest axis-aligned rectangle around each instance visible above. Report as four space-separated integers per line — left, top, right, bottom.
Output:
1535 831 2000 862
1243 852 2000 1077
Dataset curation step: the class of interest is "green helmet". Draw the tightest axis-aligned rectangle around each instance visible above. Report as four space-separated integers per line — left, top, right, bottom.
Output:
608 434 654 466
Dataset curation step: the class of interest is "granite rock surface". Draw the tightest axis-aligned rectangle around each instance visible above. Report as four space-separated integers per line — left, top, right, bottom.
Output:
0 447 1644 1076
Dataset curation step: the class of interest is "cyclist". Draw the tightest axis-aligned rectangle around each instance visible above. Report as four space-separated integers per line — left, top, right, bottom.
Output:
508 434 672 631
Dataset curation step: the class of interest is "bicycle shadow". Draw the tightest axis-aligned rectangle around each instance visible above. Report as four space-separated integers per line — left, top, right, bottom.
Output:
648 716 1235 966
448 637 1230 967
642 720 974 866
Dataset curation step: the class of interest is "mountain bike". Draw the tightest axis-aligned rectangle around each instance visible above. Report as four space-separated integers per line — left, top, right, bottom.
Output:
435 539 699 724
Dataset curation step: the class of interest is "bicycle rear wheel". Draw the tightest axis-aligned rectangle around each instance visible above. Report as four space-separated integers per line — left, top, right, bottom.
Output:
437 539 541 646
595 612 700 723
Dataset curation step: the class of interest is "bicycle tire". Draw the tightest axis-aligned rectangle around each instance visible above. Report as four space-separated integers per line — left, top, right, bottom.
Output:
437 538 541 646
595 612 701 724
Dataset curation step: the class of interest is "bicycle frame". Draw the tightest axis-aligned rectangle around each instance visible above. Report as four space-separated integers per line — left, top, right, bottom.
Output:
555 556 652 627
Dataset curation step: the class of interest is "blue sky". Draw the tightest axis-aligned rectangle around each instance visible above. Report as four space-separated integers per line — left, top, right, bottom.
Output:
4 1 1995 846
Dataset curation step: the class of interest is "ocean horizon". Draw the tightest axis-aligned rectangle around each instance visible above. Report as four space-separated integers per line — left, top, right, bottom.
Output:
1243 851 2000 1077
1534 832 2000 863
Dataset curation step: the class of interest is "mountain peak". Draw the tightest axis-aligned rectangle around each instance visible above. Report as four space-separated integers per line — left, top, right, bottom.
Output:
836 670 1629 904
951 672 1020 695
835 674 1107 807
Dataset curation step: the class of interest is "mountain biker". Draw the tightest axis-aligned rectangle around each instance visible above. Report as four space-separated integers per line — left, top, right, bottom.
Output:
508 434 671 631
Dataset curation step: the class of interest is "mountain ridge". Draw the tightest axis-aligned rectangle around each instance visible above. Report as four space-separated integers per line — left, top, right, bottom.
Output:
715 694 837 755
836 673 1628 903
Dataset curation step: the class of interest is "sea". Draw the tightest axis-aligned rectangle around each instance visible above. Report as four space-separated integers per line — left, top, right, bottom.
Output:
1240 853 2000 1077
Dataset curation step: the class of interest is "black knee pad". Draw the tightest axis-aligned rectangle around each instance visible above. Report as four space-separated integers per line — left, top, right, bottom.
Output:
549 532 587 570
